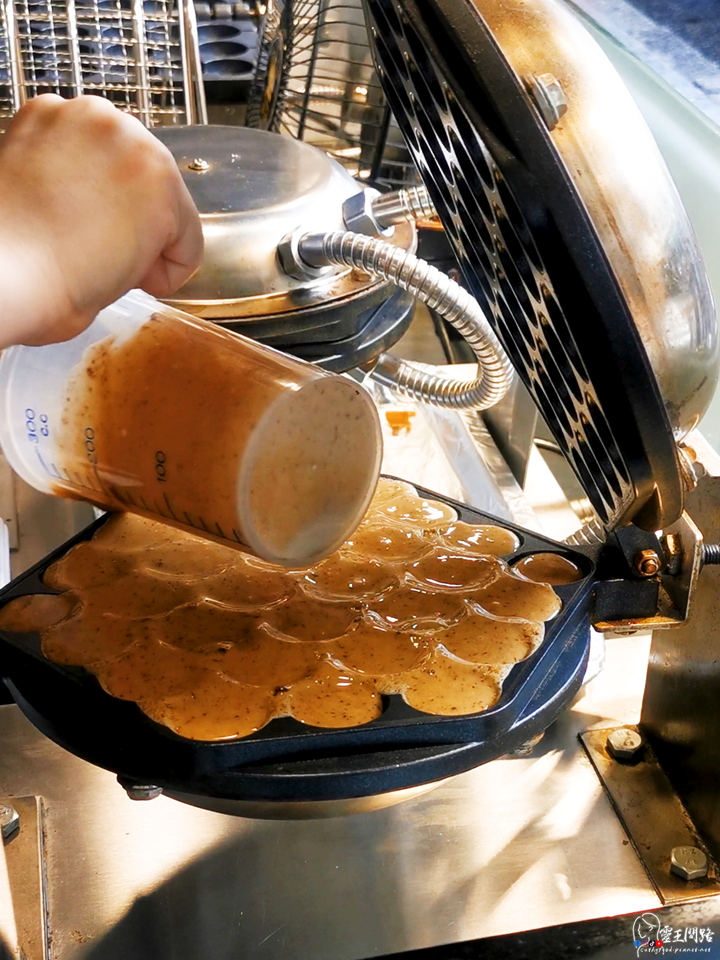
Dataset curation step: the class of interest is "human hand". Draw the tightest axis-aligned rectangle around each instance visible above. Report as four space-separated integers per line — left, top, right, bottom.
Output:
0 95 203 348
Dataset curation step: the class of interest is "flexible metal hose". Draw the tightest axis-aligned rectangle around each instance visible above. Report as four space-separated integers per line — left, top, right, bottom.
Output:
297 231 513 410
370 185 437 227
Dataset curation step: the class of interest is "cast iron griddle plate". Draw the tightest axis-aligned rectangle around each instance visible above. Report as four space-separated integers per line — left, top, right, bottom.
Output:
0 485 596 801
361 0 682 533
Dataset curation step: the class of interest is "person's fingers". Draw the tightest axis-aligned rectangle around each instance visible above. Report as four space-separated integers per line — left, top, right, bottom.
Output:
0 93 64 145
136 164 204 298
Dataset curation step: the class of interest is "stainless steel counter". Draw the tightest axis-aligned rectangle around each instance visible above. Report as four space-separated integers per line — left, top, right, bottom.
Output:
0 632 659 960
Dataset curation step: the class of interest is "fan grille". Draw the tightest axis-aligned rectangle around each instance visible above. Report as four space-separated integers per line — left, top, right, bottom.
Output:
248 0 415 187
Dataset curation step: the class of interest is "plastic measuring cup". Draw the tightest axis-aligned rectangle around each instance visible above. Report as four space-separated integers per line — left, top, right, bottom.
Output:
0 290 382 566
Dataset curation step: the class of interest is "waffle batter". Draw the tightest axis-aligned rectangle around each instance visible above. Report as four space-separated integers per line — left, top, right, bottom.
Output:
0 480 573 741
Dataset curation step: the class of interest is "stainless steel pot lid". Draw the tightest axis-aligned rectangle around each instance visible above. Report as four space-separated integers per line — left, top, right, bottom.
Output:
154 125 413 318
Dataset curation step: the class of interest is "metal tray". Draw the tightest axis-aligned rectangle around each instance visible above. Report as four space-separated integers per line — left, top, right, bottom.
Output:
0 486 599 802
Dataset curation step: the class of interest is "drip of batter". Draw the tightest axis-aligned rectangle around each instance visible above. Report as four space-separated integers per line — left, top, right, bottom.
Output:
0 478 567 740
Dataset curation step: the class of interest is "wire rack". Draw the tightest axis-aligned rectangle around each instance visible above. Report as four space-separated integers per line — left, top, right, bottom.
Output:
0 0 204 130
258 0 416 187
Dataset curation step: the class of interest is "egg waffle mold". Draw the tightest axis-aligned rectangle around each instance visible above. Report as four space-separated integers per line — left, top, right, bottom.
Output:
0 484 599 803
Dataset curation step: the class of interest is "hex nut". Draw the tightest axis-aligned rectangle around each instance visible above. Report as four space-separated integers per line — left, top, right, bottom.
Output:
635 549 662 578
671 846 708 881
525 73 568 130
0 803 19 841
342 189 393 238
606 728 644 761
277 229 335 282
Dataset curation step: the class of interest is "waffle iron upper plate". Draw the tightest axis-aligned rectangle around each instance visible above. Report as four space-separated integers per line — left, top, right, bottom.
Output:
360 0 714 535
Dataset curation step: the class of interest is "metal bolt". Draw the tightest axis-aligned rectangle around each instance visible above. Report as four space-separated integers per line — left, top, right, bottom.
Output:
525 73 568 130
671 846 708 881
607 728 644 761
702 544 720 566
187 158 210 173
635 549 662 578
277 229 336 282
117 777 163 801
0 803 19 841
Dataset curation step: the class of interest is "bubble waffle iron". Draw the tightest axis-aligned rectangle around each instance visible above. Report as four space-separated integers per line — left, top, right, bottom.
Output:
0 485 603 807
3 0 720 822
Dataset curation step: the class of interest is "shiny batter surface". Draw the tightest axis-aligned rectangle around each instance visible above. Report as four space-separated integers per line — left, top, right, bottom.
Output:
0 480 570 741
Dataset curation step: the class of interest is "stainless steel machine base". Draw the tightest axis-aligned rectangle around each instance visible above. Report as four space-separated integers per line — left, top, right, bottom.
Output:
581 727 720 905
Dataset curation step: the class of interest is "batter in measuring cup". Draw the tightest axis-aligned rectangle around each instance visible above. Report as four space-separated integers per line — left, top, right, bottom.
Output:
52 307 382 566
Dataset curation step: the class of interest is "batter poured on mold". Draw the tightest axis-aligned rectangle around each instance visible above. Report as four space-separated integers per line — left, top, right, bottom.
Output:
0 479 567 741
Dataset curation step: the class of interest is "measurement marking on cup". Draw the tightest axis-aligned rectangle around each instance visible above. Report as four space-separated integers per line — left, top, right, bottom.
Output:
232 529 242 544
84 469 101 493
163 493 178 521
84 427 97 465
215 522 228 539
155 451 167 483
35 449 51 476
198 516 211 533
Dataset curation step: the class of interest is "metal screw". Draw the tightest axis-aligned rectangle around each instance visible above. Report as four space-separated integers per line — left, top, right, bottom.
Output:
0 803 19 841
187 158 210 173
702 544 720 566
117 777 163 801
635 549 662 578
671 846 708 881
607 728 644 761
525 73 568 130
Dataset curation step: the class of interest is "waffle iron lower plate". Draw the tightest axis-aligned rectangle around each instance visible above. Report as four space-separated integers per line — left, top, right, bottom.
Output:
0 486 599 803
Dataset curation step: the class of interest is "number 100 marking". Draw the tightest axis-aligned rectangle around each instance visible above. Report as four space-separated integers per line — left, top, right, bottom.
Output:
155 450 167 482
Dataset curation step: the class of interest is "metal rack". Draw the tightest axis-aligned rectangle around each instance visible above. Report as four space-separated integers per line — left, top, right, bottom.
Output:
0 0 206 129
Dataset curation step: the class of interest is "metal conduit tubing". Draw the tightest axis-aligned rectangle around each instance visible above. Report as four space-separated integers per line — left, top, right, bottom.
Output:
297 230 514 410
371 184 437 226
